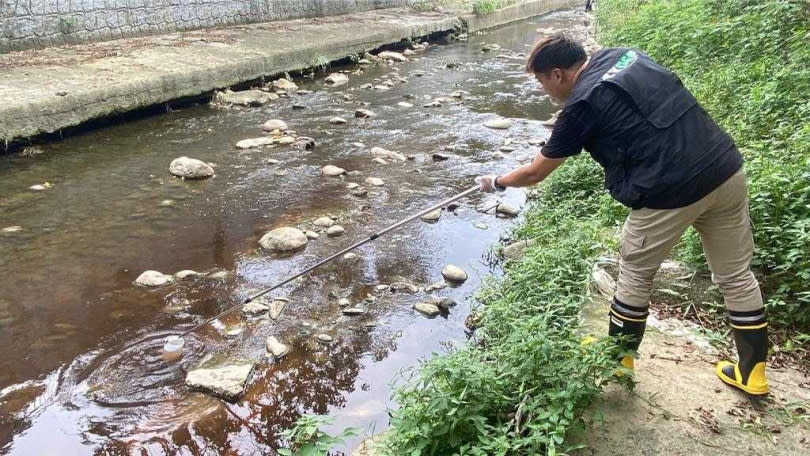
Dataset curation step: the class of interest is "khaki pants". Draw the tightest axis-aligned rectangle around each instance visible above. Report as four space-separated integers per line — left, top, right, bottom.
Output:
616 169 763 312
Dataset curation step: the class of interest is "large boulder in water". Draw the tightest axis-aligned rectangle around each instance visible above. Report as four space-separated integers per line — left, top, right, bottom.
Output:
259 227 308 252
169 157 214 179
185 361 255 402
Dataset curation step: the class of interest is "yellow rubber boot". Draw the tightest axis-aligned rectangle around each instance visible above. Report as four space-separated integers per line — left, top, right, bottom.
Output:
716 310 769 396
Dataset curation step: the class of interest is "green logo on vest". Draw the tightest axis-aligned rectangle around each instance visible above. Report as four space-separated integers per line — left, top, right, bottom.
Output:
602 50 639 81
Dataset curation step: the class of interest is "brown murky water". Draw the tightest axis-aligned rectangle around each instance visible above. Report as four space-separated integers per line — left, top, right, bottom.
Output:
0 10 589 455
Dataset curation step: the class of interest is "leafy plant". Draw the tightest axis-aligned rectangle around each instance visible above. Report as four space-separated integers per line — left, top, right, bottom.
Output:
279 415 359 456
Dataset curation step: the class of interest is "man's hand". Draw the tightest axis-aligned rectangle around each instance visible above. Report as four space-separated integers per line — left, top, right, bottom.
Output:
476 175 506 193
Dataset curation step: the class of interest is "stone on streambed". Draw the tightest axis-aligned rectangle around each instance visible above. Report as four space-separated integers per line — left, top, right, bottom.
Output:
413 302 440 317
425 280 447 292
370 147 406 162
442 264 468 283
342 307 366 316
242 300 269 315
343 252 357 260
365 177 384 186
135 270 173 287
185 361 255 402
269 298 288 320
317 333 333 344
484 118 512 130
325 73 349 86
261 119 289 131
214 89 273 107
591 266 616 299
496 203 520 217
322 165 347 176
169 157 215 179
397 101 413 108
421 208 441 222
272 78 298 91
235 137 275 149
313 217 335 227
329 117 347 125
355 109 376 118
327 225 345 236
175 270 200 280
305 230 319 239
266 336 290 358
378 51 407 62
1 226 22 233
259 227 308 252
502 238 537 261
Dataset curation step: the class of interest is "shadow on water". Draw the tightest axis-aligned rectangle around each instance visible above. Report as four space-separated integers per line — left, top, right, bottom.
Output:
0 9 592 454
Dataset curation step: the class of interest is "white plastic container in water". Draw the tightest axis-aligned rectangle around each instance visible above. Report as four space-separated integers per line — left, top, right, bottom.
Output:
162 336 185 361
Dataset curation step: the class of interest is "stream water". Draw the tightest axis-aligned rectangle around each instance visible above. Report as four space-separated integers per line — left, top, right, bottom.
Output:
0 9 590 455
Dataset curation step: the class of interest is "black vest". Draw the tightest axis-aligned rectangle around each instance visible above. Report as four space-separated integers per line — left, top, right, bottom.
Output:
566 48 740 208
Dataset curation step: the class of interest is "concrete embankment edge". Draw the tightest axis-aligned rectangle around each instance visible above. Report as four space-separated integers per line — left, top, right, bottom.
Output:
1 1 580 145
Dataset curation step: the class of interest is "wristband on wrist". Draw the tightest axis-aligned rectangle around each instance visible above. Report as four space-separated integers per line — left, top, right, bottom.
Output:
493 176 506 191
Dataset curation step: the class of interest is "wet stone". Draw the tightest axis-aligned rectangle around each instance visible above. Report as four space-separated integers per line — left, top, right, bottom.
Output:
425 280 447 292
242 301 269 315
313 217 335 227
413 302 440 317
442 264 468 283
261 119 289 131
421 208 441 222
343 253 358 260
169 157 215 179
269 299 287 320
329 117 347 125
325 73 349 86
496 203 520 217
484 118 512 130
365 177 384 187
135 270 173 287
338 298 351 307
185 361 255 402
322 165 347 176
266 336 290 358
236 137 274 149
175 270 199 280
355 109 376 118
342 307 366 316
259 227 308 252
317 334 333 343
214 89 272 107
305 230 319 239
326 225 345 236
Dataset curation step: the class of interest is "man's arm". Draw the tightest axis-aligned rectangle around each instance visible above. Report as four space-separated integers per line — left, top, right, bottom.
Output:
498 153 567 188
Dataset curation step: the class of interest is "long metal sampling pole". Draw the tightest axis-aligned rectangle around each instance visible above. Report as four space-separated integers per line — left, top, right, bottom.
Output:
179 185 480 337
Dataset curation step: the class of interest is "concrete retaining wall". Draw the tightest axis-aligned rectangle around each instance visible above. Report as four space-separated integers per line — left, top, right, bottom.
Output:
0 0 412 52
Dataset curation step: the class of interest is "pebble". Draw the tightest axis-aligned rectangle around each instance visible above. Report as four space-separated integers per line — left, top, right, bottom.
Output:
272 79 298 91
236 137 274 149
261 119 289 131
1 226 22 233
365 177 384 186
135 270 173 287
29 184 47 191
313 216 335 227
329 117 347 125
266 336 290 358
327 225 345 236
343 252 357 260
175 270 199 279
484 118 512 130
242 301 269 315
325 73 349 86
421 208 441 222
397 101 413 108
338 298 351 307
378 51 407 62
424 280 447 292
317 334 333 343
342 307 366 316
259 227 309 252
442 264 468 282
413 302 440 317
496 203 520 216
269 298 287 320
305 230 319 239
322 165 347 176
355 109 376 118
158 199 174 207
169 157 215 179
